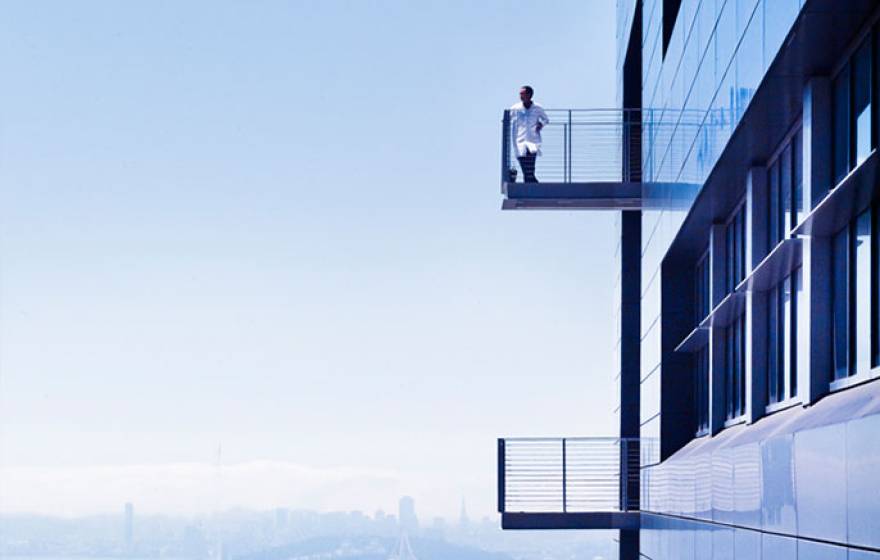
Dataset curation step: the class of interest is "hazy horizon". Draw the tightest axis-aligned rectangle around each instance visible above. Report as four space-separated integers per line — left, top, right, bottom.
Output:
0 0 619 522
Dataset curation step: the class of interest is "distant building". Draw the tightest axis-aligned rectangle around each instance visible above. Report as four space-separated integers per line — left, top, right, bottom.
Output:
458 498 469 530
397 496 418 535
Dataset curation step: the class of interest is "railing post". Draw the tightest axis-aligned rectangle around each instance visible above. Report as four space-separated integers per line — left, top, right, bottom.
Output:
497 438 506 513
567 110 573 183
562 123 568 183
561 438 567 513
501 110 511 191
622 439 628 511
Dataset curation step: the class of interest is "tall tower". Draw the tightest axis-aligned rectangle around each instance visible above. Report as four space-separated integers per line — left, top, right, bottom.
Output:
397 496 418 535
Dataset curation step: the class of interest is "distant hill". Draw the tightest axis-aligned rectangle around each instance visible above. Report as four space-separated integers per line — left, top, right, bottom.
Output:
235 535 515 560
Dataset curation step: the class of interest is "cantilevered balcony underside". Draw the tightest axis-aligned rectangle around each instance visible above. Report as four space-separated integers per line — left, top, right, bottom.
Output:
502 181 642 210
497 437 640 530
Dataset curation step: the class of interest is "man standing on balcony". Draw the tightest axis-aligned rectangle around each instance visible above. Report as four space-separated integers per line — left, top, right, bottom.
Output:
510 85 549 183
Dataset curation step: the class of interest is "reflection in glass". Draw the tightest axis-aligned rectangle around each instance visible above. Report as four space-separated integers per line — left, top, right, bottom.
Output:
833 66 850 185
781 144 793 234
695 346 709 435
795 267 806 397
769 159 781 248
855 210 871 374
875 206 879 368
793 129 803 225
853 40 872 166
783 275 794 397
782 275 797 398
832 227 850 379
768 285 780 403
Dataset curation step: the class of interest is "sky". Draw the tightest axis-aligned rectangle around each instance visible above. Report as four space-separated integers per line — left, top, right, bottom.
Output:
0 0 619 520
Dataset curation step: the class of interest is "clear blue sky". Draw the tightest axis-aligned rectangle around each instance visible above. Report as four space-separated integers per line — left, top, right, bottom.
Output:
0 0 619 518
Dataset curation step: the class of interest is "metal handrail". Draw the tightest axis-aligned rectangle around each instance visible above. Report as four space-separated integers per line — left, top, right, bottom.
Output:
500 108 712 186
501 108 642 185
497 437 640 514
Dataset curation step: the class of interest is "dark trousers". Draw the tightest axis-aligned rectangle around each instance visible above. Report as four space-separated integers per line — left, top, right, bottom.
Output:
517 152 538 183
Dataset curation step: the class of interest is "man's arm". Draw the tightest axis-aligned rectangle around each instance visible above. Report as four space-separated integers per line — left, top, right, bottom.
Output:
536 107 549 132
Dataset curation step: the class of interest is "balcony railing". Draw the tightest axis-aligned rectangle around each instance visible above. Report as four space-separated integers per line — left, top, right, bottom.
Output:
497 437 639 515
501 109 642 185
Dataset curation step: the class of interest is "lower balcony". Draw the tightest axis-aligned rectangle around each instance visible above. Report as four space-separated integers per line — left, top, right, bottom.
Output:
497 437 640 530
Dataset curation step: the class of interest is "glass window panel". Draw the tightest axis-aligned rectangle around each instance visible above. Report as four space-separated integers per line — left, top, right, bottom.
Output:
768 286 780 403
874 205 879 368
716 0 737 88
793 129 804 225
726 325 735 417
735 1 763 122
703 348 710 429
853 40 872 166
702 253 711 317
769 160 781 248
727 221 735 292
736 207 746 283
738 314 746 414
764 0 800 66
794 267 806 398
833 65 851 185
781 144 793 235
876 23 880 156
855 210 871 374
833 226 850 379
783 275 793 398
695 345 710 434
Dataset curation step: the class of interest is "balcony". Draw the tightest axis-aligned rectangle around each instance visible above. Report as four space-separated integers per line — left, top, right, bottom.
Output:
497 437 640 529
500 109 642 210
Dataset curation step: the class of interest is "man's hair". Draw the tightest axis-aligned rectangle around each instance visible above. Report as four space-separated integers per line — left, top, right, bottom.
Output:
521 85 534 97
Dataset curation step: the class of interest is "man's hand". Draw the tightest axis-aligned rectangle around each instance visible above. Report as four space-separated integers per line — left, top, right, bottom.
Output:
536 122 543 133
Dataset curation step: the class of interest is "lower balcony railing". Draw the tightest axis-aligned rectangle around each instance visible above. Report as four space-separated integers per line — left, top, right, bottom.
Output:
497 437 640 529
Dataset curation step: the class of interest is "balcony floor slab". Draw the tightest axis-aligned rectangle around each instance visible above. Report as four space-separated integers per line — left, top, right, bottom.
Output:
501 512 641 530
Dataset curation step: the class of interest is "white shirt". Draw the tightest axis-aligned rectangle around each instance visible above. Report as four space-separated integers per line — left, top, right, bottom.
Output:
510 101 549 157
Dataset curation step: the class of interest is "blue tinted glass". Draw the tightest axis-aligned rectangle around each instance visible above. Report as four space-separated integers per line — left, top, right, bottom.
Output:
793 267 804 397
738 314 746 414
727 222 735 292
727 325 735 417
854 40 872 165
781 144 792 234
793 129 804 224
736 207 746 283
832 226 850 379
875 205 879 368
855 210 871 373
769 160 780 248
735 2 763 121
768 286 780 402
716 0 737 88
783 275 793 398
833 66 851 184
764 0 800 66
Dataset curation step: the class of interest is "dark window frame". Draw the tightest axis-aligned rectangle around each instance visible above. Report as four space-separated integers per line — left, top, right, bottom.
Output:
695 248 711 324
695 345 710 436
725 201 747 294
767 268 801 407
725 312 746 421
831 207 877 388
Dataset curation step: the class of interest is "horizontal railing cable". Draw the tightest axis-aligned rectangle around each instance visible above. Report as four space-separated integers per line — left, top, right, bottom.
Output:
498 437 640 514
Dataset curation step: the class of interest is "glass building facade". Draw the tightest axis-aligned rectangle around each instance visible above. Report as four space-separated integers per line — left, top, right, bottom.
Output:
618 0 880 557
